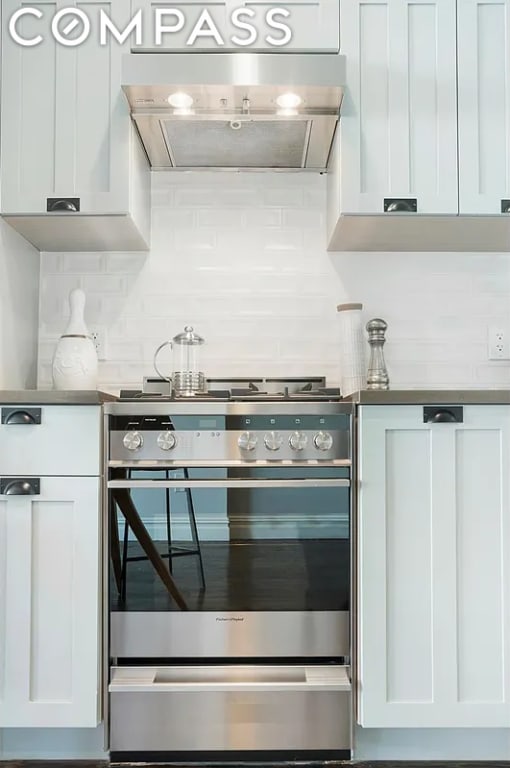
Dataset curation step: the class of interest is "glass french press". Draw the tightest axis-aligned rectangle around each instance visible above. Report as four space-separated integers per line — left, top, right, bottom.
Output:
153 326 207 396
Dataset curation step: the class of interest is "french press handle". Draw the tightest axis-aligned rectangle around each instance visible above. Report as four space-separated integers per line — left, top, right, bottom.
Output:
153 340 173 384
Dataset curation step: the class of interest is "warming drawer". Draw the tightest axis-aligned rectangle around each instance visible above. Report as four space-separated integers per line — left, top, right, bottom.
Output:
110 664 351 754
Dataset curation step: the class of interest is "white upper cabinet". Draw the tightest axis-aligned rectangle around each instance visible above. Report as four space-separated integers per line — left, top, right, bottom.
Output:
457 0 510 214
328 0 510 250
358 405 510 728
1 0 150 251
132 0 339 52
337 0 458 216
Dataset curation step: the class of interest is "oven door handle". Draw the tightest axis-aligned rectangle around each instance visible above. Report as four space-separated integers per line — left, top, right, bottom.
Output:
108 478 350 489
109 665 352 694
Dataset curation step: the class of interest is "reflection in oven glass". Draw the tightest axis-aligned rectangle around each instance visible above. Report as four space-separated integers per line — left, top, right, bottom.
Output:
110 468 349 613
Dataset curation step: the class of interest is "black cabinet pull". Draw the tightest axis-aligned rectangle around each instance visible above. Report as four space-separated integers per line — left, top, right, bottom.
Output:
0 478 40 495
501 199 510 214
384 197 417 213
1 408 41 425
423 406 463 424
47 197 80 212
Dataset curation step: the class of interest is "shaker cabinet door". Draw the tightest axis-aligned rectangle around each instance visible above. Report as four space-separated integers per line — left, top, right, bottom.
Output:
1 0 133 215
0 477 101 727
339 0 458 215
131 0 339 51
457 0 510 214
358 405 510 728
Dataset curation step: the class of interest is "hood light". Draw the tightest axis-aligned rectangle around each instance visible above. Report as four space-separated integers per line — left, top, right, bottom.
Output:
276 92 302 109
167 91 194 108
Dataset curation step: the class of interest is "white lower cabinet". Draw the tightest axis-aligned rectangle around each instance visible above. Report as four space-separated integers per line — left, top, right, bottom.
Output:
358 405 510 728
0 476 101 727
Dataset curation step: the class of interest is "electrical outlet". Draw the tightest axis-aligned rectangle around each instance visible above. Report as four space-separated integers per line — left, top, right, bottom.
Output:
89 325 107 361
488 327 510 360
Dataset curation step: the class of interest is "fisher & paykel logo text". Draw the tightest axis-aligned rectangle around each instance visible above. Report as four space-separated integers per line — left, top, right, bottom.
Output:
8 6 294 47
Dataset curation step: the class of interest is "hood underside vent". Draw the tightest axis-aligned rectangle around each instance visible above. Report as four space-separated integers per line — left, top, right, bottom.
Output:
122 53 346 171
163 119 310 168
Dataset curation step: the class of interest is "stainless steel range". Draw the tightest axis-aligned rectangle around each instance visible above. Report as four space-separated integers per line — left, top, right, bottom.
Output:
105 377 353 760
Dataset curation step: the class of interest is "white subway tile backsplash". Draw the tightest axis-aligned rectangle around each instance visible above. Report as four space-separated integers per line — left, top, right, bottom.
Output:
282 209 324 228
245 209 282 227
107 341 144 361
174 228 216 251
475 363 510 384
38 172 510 391
80 275 125 294
197 209 247 227
263 187 305 207
260 229 304 251
40 253 62 272
61 253 106 273
106 253 148 273
153 208 195 229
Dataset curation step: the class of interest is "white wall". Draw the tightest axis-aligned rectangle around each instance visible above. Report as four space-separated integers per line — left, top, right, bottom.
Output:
0 218 39 389
38 172 510 392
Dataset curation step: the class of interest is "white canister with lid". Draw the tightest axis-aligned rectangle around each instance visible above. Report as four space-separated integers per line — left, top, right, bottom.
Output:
337 302 365 397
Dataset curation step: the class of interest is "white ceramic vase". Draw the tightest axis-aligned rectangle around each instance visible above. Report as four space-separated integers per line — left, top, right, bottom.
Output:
52 288 98 391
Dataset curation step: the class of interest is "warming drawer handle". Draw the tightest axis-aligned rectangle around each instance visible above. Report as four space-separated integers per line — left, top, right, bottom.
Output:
423 406 463 424
109 680 352 693
109 666 352 694
0 478 40 496
108 478 351 490
1 408 41 425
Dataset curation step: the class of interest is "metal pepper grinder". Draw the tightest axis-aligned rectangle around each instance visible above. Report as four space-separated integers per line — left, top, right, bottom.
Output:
366 318 390 390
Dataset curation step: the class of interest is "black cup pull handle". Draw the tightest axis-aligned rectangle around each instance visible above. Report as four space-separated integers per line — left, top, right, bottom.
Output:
47 197 80 212
423 406 463 424
1 408 41 425
384 197 418 213
0 478 40 495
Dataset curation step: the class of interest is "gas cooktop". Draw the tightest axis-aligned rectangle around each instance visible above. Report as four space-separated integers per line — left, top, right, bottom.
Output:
119 376 342 402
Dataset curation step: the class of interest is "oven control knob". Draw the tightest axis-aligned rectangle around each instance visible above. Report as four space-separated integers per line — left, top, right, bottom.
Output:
123 430 143 451
314 431 333 452
289 431 308 451
264 431 283 451
238 431 257 451
157 431 176 451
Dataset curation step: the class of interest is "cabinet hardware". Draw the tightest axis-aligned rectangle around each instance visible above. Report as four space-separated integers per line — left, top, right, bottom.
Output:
384 198 417 213
501 200 510 214
1 407 41 425
423 406 463 423
46 197 80 212
0 478 40 495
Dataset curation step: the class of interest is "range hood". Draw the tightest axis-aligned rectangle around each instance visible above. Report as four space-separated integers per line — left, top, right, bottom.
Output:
121 53 345 171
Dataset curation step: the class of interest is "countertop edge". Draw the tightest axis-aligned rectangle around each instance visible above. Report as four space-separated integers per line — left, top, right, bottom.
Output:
0 390 117 405
351 389 510 405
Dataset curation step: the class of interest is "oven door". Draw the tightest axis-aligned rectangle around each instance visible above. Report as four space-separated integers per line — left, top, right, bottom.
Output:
109 465 350 659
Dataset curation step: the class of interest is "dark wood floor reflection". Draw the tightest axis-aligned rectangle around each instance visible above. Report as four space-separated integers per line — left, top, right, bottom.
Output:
111 539 350 612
